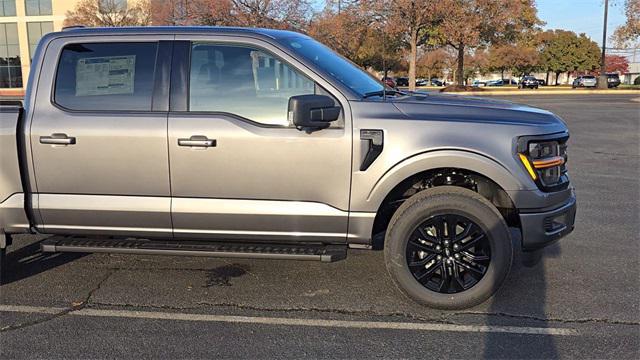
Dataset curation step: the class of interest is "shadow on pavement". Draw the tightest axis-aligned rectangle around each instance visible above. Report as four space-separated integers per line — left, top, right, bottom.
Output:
2 239 86 286
482 234 561 359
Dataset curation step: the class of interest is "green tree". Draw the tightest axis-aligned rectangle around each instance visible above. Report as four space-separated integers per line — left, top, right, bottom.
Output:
539 30 600 85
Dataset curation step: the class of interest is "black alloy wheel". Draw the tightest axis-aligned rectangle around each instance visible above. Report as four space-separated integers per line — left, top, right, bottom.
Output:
406 214 491 294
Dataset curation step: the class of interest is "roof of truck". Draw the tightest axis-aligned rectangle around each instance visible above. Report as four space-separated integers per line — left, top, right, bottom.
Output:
57 26 308 40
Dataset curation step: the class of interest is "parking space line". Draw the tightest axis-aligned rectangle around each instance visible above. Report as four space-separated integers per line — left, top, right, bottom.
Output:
0 304 578 336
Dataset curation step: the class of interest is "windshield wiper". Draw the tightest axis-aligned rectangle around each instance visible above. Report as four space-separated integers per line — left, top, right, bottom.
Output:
362 89 405 99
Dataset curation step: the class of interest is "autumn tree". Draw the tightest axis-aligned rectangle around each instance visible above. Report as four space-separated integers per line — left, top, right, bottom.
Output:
308 2 405 73
417 49 449 80
487 44 539 80
440 0 540 85
151 0 311 30
383 0 446 91
64 0 151 27
612 0 640 47
603 54 630 74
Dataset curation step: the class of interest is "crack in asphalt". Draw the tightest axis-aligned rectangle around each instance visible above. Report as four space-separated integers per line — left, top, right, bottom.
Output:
83 300 640 328
2 266 638 330
73 300 458 325
0 270 116 333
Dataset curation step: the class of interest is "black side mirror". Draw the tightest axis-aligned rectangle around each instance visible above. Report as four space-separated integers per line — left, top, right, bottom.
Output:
288 95 341 132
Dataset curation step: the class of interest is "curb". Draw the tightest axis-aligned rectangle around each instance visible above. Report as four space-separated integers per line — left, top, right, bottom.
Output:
438 90 640 96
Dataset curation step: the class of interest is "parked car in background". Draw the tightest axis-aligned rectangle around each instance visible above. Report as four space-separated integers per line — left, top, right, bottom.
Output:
486 79 505 87
535 78 546 86
430 78 444 86
382 76 396 88
519 76 539 89
605 73 621 88
415 78 428 87
395 77 409 87
572 75 597 88
472 80 486 87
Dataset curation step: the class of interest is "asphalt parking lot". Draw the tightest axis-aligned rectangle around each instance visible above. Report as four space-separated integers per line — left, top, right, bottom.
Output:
1 94 639 359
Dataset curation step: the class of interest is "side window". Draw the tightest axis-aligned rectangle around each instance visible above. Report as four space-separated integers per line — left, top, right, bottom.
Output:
189 42 315 126
54 42 158 111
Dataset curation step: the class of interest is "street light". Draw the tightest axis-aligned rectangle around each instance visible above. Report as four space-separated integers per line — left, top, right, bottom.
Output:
598 0 609 89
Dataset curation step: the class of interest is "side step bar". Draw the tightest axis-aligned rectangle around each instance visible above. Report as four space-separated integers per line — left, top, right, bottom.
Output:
41 237 347 263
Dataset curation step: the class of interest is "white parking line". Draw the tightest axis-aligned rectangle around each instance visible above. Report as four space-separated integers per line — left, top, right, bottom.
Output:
0 304 578 336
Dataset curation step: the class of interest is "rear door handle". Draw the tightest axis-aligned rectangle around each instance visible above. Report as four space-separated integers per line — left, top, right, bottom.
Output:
178 135 216 147
40 134 76 145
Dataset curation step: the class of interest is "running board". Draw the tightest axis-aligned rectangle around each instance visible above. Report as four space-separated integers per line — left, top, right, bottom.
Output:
41 237 347 263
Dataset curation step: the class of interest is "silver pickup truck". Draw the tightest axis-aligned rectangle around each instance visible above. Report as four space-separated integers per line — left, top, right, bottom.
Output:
0 26 576 309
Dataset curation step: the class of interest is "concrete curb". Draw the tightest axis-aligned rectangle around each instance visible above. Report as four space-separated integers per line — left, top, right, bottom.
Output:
438 90 640 96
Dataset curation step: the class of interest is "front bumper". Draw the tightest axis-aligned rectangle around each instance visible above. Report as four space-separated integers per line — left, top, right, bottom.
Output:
519 192 576 251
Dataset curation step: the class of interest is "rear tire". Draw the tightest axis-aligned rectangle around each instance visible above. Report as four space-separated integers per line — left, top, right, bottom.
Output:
384 186 513 309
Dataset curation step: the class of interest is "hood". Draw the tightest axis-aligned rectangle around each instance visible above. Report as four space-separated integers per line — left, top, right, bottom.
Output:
389 92 567 129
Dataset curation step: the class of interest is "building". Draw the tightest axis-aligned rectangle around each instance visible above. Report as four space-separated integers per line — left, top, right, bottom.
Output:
0 0 79 96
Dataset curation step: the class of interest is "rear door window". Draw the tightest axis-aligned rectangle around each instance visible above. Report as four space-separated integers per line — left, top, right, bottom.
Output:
54 42 158 111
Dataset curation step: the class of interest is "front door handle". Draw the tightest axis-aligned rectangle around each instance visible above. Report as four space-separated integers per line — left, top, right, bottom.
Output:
178 135 216 147
40 133 76 145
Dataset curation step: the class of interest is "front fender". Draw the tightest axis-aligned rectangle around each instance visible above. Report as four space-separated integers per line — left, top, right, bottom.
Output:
357 150 530 213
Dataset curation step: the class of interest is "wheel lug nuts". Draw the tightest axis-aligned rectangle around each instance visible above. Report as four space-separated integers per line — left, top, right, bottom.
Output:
437 255 442 260
436 245 441 251
453 244 459 250
454 253 460 259
444 240 449 246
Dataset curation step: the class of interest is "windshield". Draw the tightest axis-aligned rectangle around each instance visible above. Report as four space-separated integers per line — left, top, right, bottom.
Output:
281 37 384 97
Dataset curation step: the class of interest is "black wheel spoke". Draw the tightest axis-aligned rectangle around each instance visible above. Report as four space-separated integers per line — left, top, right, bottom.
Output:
438 262 450 292
414 259 441 282
459 233 484 251
461 251 489 262
408 238 438 253
446 215 458 242
406 214 491 295
451 262 466 290
457 258 486 276
454 222 474 243
408 253 436 267
434 220 445 243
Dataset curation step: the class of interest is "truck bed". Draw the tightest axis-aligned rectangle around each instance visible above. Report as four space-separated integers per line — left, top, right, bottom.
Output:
0 101 30 236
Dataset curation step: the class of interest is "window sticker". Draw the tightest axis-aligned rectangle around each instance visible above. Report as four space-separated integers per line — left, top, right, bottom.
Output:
75 55 136 96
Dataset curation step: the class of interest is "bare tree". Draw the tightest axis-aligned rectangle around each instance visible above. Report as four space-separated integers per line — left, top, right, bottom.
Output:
64 0 151 27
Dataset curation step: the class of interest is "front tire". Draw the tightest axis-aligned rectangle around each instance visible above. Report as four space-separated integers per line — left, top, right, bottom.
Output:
384 186 513 309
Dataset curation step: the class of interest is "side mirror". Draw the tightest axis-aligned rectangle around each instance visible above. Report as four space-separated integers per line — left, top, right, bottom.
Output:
288 95 341 132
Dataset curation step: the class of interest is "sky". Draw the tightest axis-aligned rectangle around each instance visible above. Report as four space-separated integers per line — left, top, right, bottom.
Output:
536 0 626 47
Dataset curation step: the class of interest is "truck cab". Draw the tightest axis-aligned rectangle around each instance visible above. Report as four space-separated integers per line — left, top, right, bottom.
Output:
0 27 576 309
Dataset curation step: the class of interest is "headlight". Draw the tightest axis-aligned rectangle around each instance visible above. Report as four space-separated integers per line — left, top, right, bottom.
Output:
517 134 569 191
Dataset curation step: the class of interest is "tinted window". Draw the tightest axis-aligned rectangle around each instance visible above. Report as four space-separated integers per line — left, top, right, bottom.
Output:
55 42 158 111
25 0 51 15
0 23 22 88
281 37 384 97
0 0 17 16
27 21 53 60
189 43 315 126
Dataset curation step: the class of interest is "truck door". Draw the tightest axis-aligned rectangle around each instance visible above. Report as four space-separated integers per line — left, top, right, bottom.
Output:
167 38 352 243
29 37 174 238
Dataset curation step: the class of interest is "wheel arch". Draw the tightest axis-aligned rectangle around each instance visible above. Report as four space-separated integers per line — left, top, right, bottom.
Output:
366 150 523 247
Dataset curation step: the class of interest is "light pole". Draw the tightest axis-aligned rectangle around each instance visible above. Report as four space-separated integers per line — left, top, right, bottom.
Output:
598 0 609 89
